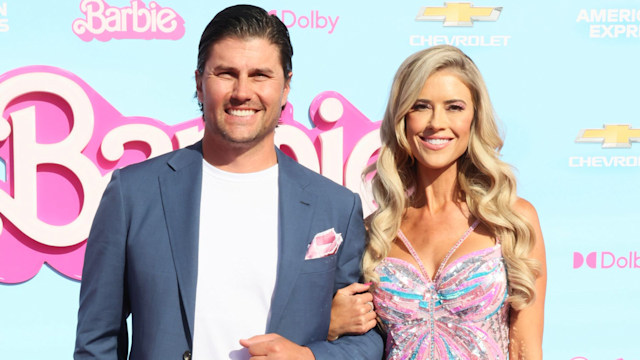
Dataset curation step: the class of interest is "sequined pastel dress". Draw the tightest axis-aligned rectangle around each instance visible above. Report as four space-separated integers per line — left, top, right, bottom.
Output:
373 220 510 360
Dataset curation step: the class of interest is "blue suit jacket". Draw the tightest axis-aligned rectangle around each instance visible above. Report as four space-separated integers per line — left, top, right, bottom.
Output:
75 142 383 359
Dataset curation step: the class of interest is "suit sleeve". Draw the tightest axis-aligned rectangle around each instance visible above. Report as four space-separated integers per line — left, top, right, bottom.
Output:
74 170 130 359
305 193 384 360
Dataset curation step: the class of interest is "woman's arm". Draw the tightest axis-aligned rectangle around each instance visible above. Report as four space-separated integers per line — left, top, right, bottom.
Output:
327 282 377 341
509 198 547 359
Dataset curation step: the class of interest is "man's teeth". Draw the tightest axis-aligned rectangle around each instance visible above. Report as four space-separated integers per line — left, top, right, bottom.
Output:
228 109 255 116
426 138 450 145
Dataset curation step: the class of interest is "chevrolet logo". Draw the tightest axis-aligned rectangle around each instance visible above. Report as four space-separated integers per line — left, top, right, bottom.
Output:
416 2 502 26
575 124 640 148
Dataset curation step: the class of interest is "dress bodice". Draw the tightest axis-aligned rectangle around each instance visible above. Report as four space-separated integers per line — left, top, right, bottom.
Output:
373 221 510 359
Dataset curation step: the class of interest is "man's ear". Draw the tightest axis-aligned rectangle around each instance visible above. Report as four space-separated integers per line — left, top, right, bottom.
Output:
281 72 292 107
195 70 203 103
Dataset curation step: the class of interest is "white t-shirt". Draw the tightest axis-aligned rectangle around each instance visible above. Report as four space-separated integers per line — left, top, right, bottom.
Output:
192 161 279 360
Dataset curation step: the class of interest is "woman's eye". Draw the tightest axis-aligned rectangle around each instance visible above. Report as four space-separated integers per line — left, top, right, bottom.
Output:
412 103 431 111
448 104 465 111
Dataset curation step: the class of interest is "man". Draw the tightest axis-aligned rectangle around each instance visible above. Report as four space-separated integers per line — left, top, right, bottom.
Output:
74 5 383 360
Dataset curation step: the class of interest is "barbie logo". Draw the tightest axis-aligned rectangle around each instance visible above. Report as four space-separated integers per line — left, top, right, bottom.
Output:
0 66 380 284
0 66 203 284
72 0 185 41
573 251 640 269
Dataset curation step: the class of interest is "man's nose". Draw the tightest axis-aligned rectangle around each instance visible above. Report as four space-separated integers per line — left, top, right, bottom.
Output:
232 76 251 102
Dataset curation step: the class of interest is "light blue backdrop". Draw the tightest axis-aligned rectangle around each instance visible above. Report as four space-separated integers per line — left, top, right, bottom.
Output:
1 1 639 359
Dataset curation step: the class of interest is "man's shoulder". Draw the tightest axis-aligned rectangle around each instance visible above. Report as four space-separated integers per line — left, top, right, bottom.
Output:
118 141 202 178
278 150 356 198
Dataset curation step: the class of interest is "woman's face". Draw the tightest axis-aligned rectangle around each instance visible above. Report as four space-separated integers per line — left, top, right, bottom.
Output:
405 69 475 173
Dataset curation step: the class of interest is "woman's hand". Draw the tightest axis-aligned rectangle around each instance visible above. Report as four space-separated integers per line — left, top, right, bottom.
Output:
327 282 377 341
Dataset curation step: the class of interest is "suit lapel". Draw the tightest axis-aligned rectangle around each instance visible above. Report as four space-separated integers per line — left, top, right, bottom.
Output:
158 142 203 343
267 149 316 332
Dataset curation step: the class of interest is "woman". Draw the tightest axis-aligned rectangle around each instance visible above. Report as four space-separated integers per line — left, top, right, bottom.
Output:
328 45 546 359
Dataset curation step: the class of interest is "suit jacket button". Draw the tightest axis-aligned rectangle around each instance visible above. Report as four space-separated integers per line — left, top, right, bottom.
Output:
182 350 191 360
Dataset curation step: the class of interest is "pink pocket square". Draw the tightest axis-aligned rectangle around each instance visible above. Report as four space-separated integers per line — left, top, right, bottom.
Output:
305 228 343 260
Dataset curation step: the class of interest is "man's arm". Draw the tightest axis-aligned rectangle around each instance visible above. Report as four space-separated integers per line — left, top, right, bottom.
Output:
305 193 384 360
239 191 383 360
75 170 130 359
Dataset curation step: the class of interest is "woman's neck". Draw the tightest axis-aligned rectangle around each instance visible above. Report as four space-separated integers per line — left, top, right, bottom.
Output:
412 162 462 215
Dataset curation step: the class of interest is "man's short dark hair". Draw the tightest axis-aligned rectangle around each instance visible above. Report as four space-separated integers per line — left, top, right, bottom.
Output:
197 5 293 79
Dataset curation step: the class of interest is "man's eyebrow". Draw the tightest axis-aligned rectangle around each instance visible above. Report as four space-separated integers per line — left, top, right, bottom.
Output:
209 66 277 76
250 67 276 75
211 65 237 73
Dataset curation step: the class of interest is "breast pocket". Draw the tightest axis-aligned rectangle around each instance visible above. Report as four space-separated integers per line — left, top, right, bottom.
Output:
300 253 338 274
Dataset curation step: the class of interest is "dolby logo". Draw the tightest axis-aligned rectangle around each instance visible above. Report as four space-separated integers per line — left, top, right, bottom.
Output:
573 251 640 269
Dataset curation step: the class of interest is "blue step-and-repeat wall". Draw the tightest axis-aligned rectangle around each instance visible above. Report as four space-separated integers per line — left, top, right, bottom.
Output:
1 1 639 359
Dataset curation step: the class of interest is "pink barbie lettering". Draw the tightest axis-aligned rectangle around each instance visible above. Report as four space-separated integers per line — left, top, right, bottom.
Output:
0 66 380 284
72 0 185 41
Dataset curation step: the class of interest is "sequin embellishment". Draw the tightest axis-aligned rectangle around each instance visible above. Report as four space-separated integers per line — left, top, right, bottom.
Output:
373 220 509 360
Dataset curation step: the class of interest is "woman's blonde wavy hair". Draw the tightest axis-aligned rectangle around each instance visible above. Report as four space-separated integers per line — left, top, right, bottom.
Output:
362 45 539 309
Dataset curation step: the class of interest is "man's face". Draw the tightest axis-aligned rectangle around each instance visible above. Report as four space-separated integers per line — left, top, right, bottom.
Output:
196 36 291 151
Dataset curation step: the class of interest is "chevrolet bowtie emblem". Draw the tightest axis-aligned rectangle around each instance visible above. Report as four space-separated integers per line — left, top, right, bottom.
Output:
575 124 640 148
416 2 502 26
